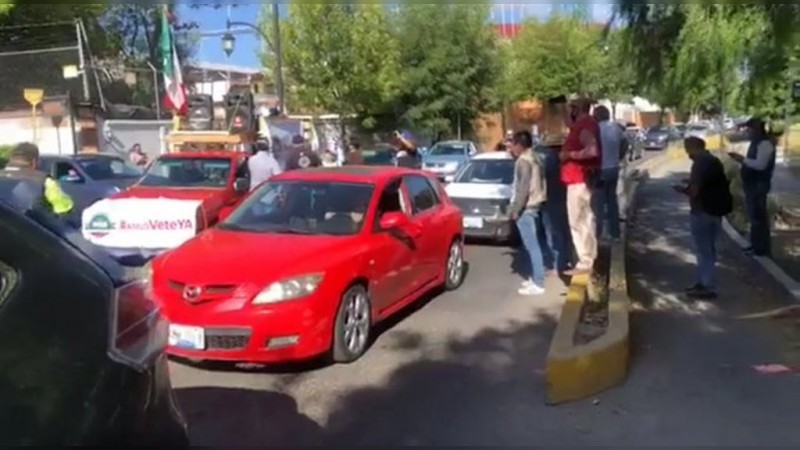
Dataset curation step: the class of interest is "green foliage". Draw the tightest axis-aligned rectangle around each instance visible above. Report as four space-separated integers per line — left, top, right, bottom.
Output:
0 144 12 168
393 3 499 137
266 4 399 129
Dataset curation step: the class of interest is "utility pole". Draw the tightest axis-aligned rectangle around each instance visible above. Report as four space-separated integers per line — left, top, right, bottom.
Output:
75 20 90 102
271 2 285 114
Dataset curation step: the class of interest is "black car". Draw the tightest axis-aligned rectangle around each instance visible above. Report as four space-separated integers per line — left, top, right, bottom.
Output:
0 201 188 445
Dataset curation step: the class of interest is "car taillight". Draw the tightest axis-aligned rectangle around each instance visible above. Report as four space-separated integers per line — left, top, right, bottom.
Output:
108 279 168 371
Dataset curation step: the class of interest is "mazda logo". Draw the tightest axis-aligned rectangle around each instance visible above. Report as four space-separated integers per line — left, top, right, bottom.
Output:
182 285 203 302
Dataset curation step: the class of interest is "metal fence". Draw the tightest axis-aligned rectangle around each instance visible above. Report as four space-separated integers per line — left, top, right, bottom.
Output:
0 21 87 112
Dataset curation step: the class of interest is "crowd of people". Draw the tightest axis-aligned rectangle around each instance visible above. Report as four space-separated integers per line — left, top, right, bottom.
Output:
505 97 628 296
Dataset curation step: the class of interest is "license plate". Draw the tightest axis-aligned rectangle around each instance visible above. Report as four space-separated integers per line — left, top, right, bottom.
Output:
168 324 205 350
463 216 484 229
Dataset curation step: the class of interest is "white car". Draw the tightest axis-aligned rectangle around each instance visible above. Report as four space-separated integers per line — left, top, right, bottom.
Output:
445 151 515 241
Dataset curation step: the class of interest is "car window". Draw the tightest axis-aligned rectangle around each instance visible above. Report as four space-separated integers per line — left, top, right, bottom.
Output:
235 157 249 180
138 157 231 188
76 157 141 180
373 178 407 231
220 180 375 236
53 161 82 182
455 160 514 184
429 143 467 156
404 175 439 215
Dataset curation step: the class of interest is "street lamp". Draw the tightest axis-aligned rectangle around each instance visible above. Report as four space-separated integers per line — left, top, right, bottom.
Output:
222 6 285 114
221 32 236 57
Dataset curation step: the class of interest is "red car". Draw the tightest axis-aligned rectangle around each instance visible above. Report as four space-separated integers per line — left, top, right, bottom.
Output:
151 166 466 364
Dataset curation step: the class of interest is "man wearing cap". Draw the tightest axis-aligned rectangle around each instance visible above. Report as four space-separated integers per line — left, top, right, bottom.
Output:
559 97 602 276
729 117 776 256
0 142 74 218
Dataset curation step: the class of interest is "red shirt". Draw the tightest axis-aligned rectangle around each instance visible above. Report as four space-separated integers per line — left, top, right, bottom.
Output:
560 115 601 185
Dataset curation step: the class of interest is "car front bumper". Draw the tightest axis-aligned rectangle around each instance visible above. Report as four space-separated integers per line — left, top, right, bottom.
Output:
163 294 333 364
644 140 667 149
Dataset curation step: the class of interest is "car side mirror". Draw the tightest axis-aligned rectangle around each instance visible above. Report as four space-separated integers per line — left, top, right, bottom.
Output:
233 177 249 194
218 205 235 222
379 212 410 230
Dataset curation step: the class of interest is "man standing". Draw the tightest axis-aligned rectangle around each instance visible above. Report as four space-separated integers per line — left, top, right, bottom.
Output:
559 98 601 276
673 137 733 300
392 130 421 169
508 130 548 296
345 142 365 165
0 142 73 218
536 134 572 275
284 135 322 171
729 117 776 256
248 139 282 191
592 105 626 241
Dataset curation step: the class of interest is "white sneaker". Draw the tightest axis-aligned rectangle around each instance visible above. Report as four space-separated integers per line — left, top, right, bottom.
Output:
521 279 534 288
518 283 546 296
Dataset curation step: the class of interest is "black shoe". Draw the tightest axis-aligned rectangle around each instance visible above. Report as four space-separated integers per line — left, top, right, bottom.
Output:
687 288 718 300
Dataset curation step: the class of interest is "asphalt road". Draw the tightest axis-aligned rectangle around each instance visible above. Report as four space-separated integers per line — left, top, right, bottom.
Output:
169 150 665 446
170 242 569 445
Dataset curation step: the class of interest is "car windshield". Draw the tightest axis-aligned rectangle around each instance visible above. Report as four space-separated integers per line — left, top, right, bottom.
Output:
429 143 468 156
689 125 708 131
137 157 232 188
220 181 374 236
362 148 395 166
455 159 514 184
76 157 142 180
648 127 668 134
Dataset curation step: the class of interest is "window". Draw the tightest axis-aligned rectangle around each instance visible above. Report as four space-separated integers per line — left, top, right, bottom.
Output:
455 160 514 185
235 157 250 180
76 157 141 180
138 157 232 188
53 162 82 182
404 175 439 214
220 181 374 236
429 143 468 156
373 179 406 229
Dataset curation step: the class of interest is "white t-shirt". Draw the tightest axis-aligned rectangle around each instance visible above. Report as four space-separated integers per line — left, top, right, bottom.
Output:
248 151 283 191
744 140 776 171
599 121 624 170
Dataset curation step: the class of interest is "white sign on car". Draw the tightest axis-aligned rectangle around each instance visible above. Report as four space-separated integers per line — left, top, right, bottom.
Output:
82 198 202 250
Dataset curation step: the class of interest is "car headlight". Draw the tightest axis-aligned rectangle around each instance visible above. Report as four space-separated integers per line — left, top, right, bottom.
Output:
252 273 324 305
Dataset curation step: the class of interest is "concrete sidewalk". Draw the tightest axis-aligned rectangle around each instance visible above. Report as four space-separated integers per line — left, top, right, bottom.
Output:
588 158 800 444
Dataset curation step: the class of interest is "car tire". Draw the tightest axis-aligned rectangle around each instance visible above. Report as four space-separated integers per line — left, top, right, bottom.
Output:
331 284 372 364
443 238 465 291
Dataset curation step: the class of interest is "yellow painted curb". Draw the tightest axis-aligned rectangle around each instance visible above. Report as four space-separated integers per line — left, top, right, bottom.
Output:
545 194 635 405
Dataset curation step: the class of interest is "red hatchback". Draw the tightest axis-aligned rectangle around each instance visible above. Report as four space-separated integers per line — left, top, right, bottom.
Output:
151 166 465 364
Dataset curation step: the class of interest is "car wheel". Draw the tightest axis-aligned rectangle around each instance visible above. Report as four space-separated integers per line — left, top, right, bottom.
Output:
331 284 372 364
444 238 465 291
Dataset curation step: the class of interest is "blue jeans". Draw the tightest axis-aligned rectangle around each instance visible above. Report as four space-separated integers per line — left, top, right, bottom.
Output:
743 181 771 256
516 209 546 286
592 167 621 239
538 199 572 272
690 212 722 291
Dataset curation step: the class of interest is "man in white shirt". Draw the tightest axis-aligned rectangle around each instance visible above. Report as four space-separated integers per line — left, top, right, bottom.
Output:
729 117 776 256
248 140 283 191
592 105 627 240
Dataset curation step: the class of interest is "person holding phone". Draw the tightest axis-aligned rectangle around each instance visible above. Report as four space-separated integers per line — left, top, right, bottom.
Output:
392 130 421 169
674 137 732 300
728 117 776 256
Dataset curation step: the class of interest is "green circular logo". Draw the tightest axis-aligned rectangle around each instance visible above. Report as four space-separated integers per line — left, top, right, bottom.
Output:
85 213 114 238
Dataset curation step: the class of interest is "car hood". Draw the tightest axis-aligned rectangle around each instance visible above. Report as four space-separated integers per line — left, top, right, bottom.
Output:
92 178 138 192
424 154 466 164
112 186 224 205
446 182 511 200
155 228 358 286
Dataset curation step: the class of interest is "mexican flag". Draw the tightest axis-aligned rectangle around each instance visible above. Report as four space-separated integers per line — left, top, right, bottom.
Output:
160 6 186 114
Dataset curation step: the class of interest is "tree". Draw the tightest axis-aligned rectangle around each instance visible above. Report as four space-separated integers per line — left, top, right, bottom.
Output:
505 16 606 102
263 4 399 128
393 3 500 138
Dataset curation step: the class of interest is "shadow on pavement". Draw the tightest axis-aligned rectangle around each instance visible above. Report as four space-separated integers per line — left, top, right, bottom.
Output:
176 311 559 445
175 387 325 445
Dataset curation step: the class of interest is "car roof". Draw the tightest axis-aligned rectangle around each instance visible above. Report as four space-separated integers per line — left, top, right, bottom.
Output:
472 151 513 161
40 153 123 162
273 166 423 184
433 140 471 146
